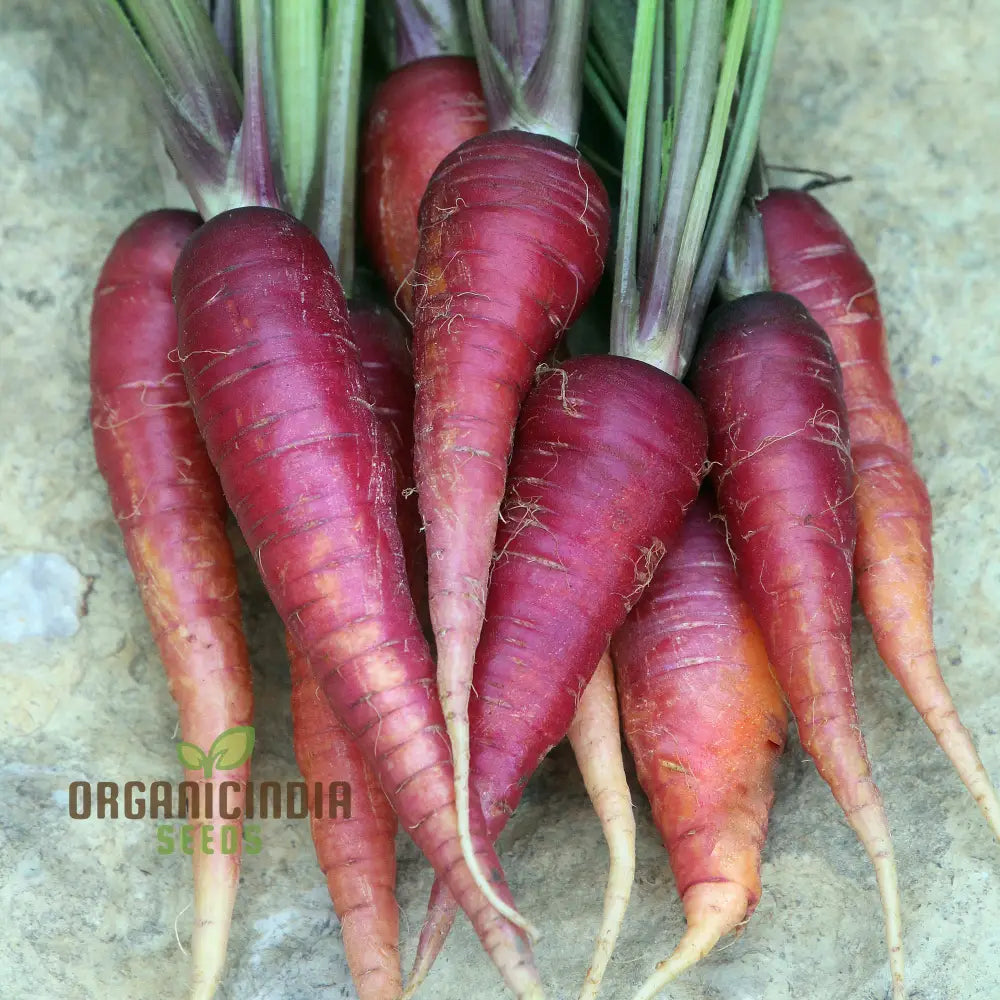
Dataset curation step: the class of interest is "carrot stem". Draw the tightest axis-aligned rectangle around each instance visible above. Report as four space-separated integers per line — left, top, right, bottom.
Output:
609 0 658 359
101 0 281 216
273 0 323 216
683 0 783 347
467 0 588 143
394 0 472 65
312 0 366 289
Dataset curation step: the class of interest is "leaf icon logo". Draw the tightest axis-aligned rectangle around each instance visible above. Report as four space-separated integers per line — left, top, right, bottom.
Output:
177 726 255 777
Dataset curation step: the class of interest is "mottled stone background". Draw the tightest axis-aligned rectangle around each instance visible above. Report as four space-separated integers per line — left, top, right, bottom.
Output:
1 2 997 998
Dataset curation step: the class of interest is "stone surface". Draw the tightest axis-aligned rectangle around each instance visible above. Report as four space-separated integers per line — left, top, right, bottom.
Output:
1 2 997 999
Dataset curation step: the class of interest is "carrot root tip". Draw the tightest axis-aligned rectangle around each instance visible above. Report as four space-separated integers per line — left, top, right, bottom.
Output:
443 700 538 941
630 882 748 1000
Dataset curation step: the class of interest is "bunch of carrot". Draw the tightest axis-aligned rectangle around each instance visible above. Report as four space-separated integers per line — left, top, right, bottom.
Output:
84 1 996 999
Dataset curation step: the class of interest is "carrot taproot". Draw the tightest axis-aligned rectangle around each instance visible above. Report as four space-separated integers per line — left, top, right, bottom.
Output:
760 187 1000 839
411 129 611 896
612 490 787 998
690 290 904 999
566 651 636 1000
89 209 253 1000
283 301 424 1000
404 354 707 993
289 636 400 1000
361 55 487 317
174 206 541 999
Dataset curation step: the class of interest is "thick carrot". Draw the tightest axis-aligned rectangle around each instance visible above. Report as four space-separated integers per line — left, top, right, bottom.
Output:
89 209 253 1000
566 651 636 1000
289 636 400 1000
361 55 487 317
760 187 1000 839
690 290 904 999
412 129 610 892
174 206 541 999
612 491 787 998
404 355 707 992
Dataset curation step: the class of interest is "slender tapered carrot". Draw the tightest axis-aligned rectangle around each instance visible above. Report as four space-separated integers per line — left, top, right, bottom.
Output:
175 207 542 999
613 491 787 998
411 129 610 908
407 0 613 900
90 209 253 1000
289 636 400 1000
761 187 1000 840
690 290 904 999
567 651 636 1000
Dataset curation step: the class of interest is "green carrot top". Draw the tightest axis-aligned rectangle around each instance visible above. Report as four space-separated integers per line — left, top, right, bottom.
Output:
591 0 783 377
468 0 592 146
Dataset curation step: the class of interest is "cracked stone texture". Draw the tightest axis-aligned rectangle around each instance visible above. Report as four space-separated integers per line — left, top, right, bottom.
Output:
1 2 998 999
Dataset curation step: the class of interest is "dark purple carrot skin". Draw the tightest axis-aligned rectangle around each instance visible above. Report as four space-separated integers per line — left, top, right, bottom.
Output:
173 206 541 998
689 291 868 812
349 302 428 632
90 209 253 1000
761 188 1000 841
411 130 611 829
689 290 903 997
473 357 706 837
407 355 707 981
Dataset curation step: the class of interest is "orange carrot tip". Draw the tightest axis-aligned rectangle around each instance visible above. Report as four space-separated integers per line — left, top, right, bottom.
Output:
761 187 1000 845
631 883 750 1000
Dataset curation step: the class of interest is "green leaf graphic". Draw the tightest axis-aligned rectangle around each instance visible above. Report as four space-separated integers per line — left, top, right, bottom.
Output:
177 741 208 772
209 726 255 772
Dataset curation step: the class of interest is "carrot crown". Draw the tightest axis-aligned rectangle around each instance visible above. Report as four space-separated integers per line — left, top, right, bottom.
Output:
388 0 472 66
94 0 281 219
467 0 591 145
595 0 783 377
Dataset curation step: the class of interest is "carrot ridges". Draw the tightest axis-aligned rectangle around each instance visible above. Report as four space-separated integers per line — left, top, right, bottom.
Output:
762 188 1000 844
90 209 254 1000
613 491 786 994
691 292 904 998
174 206 542 998
289 635 401 1000
411 129 611 931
